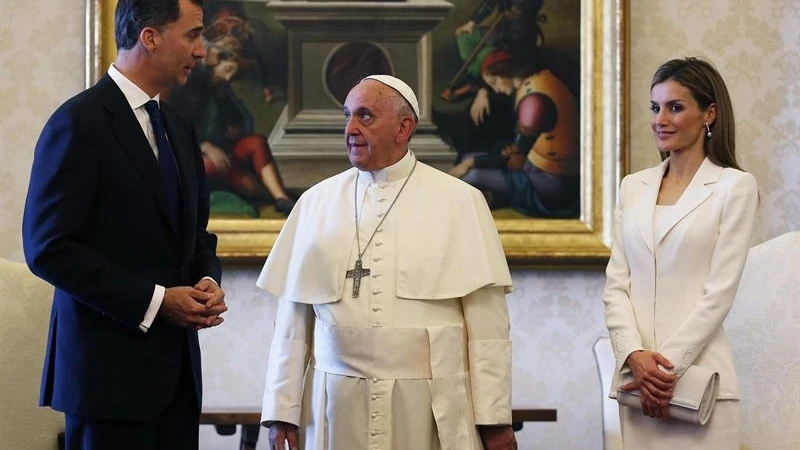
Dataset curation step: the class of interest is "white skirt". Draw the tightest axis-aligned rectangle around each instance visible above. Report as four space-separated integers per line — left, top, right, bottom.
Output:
620 400 740 450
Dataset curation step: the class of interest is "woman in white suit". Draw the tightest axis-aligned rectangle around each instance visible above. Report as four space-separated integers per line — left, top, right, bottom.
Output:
603 57 758 449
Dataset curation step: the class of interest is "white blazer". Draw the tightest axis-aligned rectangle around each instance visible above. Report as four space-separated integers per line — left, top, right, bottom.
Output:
604 157 758 399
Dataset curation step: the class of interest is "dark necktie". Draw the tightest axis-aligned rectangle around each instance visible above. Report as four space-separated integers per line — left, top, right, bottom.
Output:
144 100 181 223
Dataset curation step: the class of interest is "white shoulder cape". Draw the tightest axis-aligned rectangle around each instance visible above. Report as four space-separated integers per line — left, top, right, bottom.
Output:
256 162 512 303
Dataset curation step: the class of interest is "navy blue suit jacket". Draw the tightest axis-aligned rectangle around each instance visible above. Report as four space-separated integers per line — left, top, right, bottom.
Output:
23 74 221 422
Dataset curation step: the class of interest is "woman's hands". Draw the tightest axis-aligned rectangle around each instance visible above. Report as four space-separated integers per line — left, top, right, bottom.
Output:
621 350 677 419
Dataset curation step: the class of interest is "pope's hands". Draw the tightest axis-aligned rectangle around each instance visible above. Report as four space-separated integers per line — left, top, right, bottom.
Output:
478 425 517 450
268 421 299 450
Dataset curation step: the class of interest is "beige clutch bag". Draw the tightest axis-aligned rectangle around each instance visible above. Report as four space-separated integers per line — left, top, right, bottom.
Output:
617 365 720 425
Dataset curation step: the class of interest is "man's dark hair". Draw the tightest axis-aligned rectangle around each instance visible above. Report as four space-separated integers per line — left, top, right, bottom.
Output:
115 0 203 50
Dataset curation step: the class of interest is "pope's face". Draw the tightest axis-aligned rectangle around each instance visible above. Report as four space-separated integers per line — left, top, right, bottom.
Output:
343 81 405 171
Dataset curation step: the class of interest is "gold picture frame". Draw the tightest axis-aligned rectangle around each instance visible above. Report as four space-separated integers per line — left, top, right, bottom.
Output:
86 0 628 267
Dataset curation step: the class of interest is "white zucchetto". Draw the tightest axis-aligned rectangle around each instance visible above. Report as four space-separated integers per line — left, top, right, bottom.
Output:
362 74 420 119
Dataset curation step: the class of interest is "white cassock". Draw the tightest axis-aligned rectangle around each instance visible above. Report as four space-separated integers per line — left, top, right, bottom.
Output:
257 151 514 450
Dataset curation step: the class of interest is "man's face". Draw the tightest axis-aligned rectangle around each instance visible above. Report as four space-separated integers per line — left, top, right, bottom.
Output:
154 0 206 88
343 81 404 171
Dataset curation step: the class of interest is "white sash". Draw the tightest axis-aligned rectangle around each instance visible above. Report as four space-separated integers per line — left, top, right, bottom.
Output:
312 320 482 450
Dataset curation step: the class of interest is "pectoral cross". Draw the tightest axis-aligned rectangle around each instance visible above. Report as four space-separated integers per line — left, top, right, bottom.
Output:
345 258 370 298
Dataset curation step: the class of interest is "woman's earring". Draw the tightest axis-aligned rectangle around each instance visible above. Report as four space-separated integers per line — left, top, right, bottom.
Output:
705 122 712 138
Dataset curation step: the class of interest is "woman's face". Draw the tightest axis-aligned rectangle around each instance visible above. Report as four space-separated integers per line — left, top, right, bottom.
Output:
650 80 715 154
482 73 514 95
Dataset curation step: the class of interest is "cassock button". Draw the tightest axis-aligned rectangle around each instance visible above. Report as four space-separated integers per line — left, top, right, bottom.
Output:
371 395 378 400
371 306 381 312
371 413 379 418
377 212 384 217
373 256 382 262
378 198 387 203
372 378 379 383
375 241 383 247
372 289 382 295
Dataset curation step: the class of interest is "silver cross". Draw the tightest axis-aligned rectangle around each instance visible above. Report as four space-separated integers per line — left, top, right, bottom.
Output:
345 258 371 298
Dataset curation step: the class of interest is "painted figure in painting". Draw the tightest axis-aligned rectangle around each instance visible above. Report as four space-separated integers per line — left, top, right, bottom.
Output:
441 0 581 218
166 57 295 216
203 2 276 104
433 2 517 211
165 1 295 217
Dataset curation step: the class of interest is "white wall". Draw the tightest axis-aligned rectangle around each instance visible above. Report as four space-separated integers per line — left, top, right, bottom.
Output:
1 1 798 449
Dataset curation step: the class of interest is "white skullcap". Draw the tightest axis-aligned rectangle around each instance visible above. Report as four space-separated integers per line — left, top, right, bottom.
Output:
362 74 420 120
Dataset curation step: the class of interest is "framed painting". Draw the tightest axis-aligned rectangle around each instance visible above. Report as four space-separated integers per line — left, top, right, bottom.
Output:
86 0 628 267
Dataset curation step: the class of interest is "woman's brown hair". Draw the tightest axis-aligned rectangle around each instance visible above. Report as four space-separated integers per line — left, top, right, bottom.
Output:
651 57 741 170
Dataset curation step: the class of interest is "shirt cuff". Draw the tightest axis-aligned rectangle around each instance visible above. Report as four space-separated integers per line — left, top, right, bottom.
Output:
139 284 165 333
202 276 219 286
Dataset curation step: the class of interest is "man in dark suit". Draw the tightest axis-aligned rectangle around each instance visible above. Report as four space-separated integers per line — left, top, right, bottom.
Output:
22 1 226 449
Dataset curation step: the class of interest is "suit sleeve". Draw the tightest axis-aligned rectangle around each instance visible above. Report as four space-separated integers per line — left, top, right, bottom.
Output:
22 107 155 330
462 285 512 425
658 173 758 375
260 299 314 427
602 176 645 373
187 122 221 284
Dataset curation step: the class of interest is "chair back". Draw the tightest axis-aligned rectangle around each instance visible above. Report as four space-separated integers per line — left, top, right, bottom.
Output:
0 258 63 450
727 231 800 450
593 336 623 450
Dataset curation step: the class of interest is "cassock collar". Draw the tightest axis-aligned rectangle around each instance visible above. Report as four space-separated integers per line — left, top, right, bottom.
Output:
358 149 416 183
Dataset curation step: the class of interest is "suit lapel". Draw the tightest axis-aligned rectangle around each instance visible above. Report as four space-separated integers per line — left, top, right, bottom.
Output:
654 157 721 246
96 75 179 239
634 160 668 254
